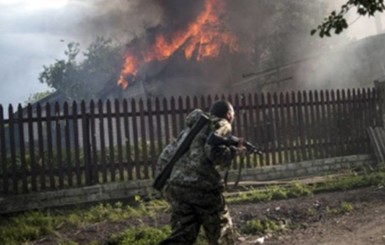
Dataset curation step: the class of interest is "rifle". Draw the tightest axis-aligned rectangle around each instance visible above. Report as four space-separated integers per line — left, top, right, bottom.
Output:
206 133 263 187
206 133 263 155
152 113 210 191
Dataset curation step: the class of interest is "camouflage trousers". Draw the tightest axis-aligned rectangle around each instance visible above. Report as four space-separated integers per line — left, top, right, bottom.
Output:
158 185 235 245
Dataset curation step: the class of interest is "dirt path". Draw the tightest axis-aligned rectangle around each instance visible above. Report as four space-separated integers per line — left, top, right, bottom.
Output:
234 187 385 245
32 186 385 245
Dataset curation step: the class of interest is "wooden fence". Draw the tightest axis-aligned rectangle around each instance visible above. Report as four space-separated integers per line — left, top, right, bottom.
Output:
0 88 383 195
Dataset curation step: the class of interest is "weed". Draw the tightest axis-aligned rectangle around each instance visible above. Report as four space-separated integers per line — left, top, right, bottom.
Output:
326 202 353 215
0 211 56 245
107 226 170 245
243 218 280 235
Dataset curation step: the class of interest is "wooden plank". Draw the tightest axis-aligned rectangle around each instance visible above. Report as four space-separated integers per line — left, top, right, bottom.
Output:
335 89 342 155
278 93 288 164
178 96 184 131
55 103 64 188
72 102 81 185
8 105 18 193
320 90 327 158
123 99 133 180
36 104 45 190
297 91 306 161
45 103 54 189
27 104 37 192
340 90 348 154
267 93 276 165
81 101 92 185
147 98 156 177
139 99 149 179
308 91 315 159
345 89 354 154
361 89 372 151
98 100 107 183
234 94 244 170
115 100 124 181
154 98 163 168
17 104 28 193
285 92 294 163
90 100 98 184
247 94 257 166
63 102 73 187
131 99 140 179
106 100 115 182
302 91 310 160
260 93 270 165
0 105 8 193
351 89 360 153
170 97 178 140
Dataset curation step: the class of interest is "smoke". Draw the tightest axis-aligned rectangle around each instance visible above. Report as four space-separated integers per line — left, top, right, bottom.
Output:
2 0 385 107
72 0 385 95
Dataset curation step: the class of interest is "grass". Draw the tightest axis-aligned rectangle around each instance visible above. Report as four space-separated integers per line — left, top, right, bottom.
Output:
1 169 385 244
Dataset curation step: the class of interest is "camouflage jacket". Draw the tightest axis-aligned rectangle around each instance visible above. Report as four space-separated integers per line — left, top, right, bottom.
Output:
167 109 236 192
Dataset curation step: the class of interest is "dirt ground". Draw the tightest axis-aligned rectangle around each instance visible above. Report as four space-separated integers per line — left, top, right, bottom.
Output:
33 185 385 245
234 186 385 245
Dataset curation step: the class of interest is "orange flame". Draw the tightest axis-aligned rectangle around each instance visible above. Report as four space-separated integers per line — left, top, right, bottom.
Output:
117 0 238 89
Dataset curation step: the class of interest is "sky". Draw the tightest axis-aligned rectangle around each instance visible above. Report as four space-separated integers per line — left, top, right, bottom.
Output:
0 0 384 107
0 0 85 107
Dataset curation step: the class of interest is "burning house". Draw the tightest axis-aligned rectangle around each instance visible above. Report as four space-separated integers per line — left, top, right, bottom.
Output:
115 0 248 99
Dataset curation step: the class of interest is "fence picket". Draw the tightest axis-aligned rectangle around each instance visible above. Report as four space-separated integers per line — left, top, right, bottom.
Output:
90 100 98 184
115 100 124 181
0 105 7 193
0 87 383 195
36 104 45 190
17 105 28 193
27 104 37 191
123 99 133 180
64 102 73 187
72 102 81 185
147 98 156 177
106 100 115 181
131 99 140 180
139 99 149 179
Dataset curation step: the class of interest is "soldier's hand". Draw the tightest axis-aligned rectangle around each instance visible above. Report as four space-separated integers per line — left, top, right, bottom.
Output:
237 144 247 157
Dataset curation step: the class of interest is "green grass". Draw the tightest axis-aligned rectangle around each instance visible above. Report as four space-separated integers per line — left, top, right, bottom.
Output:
107 226 171 245
1 170 385 244
226 170 385 204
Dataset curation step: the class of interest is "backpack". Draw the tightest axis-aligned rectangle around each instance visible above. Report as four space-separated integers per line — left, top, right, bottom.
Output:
153 109 211 191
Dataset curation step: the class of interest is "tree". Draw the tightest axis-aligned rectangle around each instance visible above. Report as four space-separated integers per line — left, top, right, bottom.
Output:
312 0 385 37
39 37 123 101
24 89 55 105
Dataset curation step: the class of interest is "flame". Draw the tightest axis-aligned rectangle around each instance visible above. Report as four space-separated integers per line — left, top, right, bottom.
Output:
117 0 239 89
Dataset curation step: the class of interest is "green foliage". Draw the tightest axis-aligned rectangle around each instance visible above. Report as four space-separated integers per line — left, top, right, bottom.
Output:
227 170 385 204
326 201 354 214
312 0 385 37
243 218 280 235
227 182 313 204
107 226 170 245
39 37 123 101
0 211 56 245
0 198 171 245
24 89 55 105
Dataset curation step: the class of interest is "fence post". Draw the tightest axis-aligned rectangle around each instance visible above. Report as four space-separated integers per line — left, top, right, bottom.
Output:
81 101 92 186
374 80 385 127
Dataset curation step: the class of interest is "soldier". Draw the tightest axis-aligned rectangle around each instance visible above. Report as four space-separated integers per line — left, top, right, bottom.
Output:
158 100 245 245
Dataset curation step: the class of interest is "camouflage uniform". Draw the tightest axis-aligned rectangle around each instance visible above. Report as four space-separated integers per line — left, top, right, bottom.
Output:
158 109 236 245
